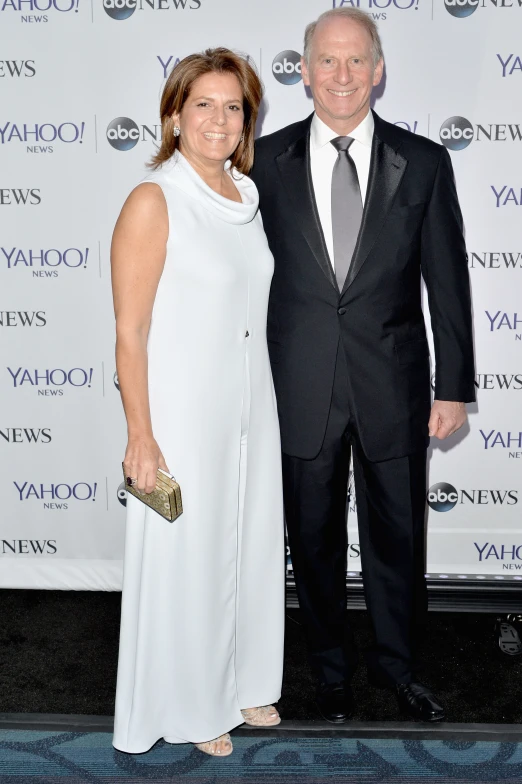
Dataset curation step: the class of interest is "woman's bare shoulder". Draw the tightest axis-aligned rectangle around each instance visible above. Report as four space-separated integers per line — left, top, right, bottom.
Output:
115 182 168 239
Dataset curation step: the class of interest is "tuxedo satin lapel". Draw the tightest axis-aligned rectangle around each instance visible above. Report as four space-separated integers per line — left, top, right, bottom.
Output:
275 134 338 292
342 134 408 294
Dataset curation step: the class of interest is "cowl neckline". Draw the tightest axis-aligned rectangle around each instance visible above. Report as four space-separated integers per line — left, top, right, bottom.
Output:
162 150 259 225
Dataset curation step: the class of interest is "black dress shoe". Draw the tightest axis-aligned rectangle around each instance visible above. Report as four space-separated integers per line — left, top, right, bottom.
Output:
396 682 445 723
315 682 353 724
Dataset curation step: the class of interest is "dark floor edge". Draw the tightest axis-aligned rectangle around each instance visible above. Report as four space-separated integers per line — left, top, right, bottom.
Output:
0 713 114 732
0 714 521 741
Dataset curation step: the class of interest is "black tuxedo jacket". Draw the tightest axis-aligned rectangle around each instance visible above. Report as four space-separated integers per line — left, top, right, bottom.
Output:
251 111 475 462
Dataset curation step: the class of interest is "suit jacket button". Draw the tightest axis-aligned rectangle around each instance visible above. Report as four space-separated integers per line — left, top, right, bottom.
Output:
337 307 347 316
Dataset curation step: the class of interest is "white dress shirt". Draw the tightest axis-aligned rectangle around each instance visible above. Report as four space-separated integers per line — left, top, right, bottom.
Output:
309 110 374 271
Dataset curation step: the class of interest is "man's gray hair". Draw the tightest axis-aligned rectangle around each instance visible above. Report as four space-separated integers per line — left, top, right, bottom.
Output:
303 7 384 67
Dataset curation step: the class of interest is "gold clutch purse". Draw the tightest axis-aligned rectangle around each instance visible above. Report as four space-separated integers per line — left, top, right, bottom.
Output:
122 465 183 522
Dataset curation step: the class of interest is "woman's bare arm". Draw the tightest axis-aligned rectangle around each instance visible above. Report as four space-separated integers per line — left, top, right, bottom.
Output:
111 182 169 493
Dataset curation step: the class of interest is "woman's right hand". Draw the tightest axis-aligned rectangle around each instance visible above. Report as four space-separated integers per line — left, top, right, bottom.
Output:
123 436 169 494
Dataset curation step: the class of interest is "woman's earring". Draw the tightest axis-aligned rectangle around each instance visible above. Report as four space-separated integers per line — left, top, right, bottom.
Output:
240 135 245 142
173 126 181 137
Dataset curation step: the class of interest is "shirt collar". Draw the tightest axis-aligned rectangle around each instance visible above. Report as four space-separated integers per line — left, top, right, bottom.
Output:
310 110 374 152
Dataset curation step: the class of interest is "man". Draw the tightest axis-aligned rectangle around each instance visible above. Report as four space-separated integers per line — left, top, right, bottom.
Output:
251 7 475 723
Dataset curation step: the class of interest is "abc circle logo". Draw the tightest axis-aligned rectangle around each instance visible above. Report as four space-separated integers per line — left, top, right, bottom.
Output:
117 481 127 507
107 117 140 151
427 482 458 512
439 116 474 151
444 0 478 17
272 51 302 85
103 0 136 20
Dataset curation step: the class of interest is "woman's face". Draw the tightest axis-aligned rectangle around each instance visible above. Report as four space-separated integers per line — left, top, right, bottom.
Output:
175 71 245 168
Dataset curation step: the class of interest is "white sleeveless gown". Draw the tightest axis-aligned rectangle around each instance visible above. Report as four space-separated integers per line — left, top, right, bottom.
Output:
113 151 285 753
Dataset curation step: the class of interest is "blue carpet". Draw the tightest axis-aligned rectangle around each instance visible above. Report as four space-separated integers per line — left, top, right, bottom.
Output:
0 731 521 783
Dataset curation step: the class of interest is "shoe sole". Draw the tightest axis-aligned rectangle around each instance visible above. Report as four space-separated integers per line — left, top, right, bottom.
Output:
498 622 522 656
399 708 446 723
241 718 282 728
314 702 351 724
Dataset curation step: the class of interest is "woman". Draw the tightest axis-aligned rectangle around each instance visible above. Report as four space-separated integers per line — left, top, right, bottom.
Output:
111 49 285 757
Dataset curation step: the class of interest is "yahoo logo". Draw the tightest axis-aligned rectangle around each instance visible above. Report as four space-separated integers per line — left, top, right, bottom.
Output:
157 55 181 79
14 481 97 501
497 54 522 77
474 543 522 562
7 367 94 388
0 122 85 144
491 186 522 207
480 430 522 449
333 0 419 9
2 247 89 270
0 0 80 11
485 311 521 334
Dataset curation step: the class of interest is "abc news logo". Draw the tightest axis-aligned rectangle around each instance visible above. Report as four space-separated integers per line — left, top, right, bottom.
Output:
117 481 127 506
427 482 518 512
439 116 522 151
272 51 302 85
103 0 201 20
106 117 161 151
444 0 478 17
445 0 522 16
2 540 57 555
0 189 41 206
469 252 522 270
0 60 35 78
440 117 473 150
0 428 51 444
0 311 46 327
432 371 522 391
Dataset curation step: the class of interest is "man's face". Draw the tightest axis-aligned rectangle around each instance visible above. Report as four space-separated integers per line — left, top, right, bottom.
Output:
301 17 383 134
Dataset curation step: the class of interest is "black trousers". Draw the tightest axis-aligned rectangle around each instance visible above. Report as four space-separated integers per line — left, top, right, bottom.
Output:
282 345 428 686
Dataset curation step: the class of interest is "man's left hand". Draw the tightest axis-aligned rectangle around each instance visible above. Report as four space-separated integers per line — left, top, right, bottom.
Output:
428 400 467 440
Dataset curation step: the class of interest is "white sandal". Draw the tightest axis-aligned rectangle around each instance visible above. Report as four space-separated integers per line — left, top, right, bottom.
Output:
195 733 233 756
240 705 281 726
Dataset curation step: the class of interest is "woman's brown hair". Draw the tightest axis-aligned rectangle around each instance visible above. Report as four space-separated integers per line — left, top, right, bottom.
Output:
150 48 263 175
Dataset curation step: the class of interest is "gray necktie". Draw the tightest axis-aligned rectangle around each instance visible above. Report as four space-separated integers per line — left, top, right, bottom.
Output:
331 136 363 291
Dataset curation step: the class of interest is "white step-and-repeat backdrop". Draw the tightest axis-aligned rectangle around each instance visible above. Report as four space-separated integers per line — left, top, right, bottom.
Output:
1 0 521 589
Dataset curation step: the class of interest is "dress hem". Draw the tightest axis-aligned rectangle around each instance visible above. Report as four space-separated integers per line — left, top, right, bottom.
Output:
112 690 282 754
112 713 245 754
